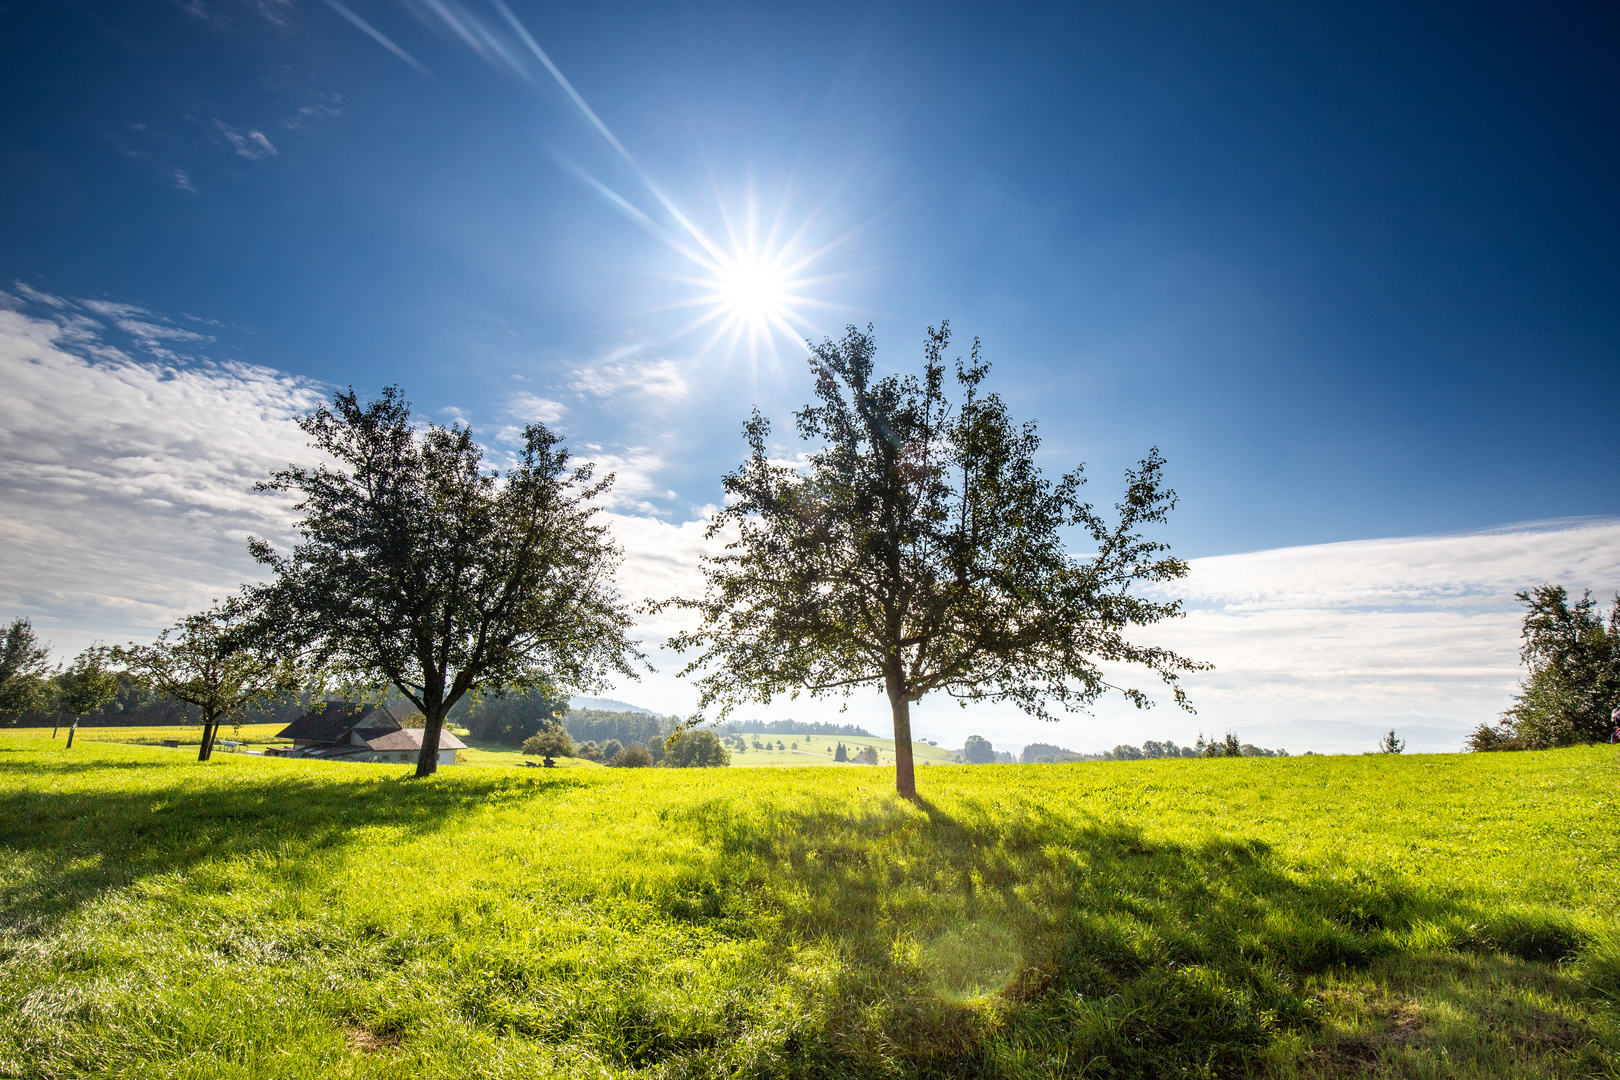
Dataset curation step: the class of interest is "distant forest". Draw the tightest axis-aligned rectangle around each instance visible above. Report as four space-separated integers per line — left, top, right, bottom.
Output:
716 719 875 738
0 675 308 728
1022 737 1290 763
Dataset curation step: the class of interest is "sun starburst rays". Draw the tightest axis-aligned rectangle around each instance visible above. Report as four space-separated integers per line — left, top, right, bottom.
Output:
570 171 856 369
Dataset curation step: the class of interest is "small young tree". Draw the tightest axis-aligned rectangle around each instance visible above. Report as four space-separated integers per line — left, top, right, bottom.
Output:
657 324 1206 798
1378 729 1405 754
248 387 641 777
521 726 575 758
0 617 52 717
115 602 302 762
55 646 120 747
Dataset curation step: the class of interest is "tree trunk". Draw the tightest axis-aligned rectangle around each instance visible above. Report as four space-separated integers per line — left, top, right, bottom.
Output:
65 716 78 748
888 689 917 800
198 718 216 762
415 707 448 778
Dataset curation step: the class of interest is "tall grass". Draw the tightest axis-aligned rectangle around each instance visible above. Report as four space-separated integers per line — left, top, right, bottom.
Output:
0 733 1614 1078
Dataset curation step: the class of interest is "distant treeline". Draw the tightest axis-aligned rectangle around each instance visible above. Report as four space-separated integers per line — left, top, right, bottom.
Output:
564 709 678 747
716 719 875 738
456 689 681 749
0 674 307 729
1021 736 1289 763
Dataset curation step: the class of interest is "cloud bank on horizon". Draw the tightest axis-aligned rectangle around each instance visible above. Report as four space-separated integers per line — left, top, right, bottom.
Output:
1 297 1615 753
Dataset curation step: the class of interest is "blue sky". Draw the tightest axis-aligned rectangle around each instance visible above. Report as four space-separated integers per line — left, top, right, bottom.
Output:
1 0 1616 749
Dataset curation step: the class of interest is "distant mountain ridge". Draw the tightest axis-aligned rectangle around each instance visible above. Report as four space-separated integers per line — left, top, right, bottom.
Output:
568 696 660 716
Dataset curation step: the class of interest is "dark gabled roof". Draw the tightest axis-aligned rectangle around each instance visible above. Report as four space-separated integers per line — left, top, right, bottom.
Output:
276 702 401 744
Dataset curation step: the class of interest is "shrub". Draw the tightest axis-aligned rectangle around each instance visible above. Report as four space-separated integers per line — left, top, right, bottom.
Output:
663 729 730 767
608 743 654 768
520 727 574 758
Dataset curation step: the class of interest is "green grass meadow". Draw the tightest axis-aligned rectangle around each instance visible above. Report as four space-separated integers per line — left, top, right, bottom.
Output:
0 731 1616 1079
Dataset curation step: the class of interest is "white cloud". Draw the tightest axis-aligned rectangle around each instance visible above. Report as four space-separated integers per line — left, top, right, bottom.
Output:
571 358 689 401
213 120 277 160
1111 520 1620 752
0 304 324 655
506 391 565 425
577 446 678 514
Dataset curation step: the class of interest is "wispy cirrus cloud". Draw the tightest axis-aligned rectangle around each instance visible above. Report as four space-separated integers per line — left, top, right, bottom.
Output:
214 119 278 159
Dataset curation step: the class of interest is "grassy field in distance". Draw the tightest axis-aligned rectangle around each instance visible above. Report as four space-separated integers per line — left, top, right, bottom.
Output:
0 730 1615 1078
37 721 295 746
723 731 957 768
35 724 953 770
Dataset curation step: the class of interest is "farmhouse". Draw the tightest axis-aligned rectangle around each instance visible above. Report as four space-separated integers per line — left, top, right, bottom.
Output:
270 702 464 766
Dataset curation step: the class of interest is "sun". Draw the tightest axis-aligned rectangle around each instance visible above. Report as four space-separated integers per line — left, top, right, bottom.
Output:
667 218 851 364
715 255 789 329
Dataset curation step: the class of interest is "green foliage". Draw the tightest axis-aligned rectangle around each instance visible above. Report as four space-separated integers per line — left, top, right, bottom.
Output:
564 708 672 748
1380 728 1406 754
464 686 569 747
53 645 119 719
248 386 642 776
0 617 52 716
658 323 1205 796
962 734 996 763
113 601 303 761
1473 586 1620 750
0 734 1615 1078
519 727 574 758
662 728 730 767
607 742 654 768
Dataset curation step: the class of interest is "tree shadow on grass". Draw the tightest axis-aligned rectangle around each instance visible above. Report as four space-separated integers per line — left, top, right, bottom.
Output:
653 791 1606 1078
0 750 585 933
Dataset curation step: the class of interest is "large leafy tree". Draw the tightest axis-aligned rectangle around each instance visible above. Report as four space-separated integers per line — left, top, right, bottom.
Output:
1470 585 1619 750
115 601 303 762
0 617 52 717
659 324 1207 798
248 387 641 777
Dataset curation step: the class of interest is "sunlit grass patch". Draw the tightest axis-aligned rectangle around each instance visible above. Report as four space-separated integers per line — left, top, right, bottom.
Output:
0 732 1615 1077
